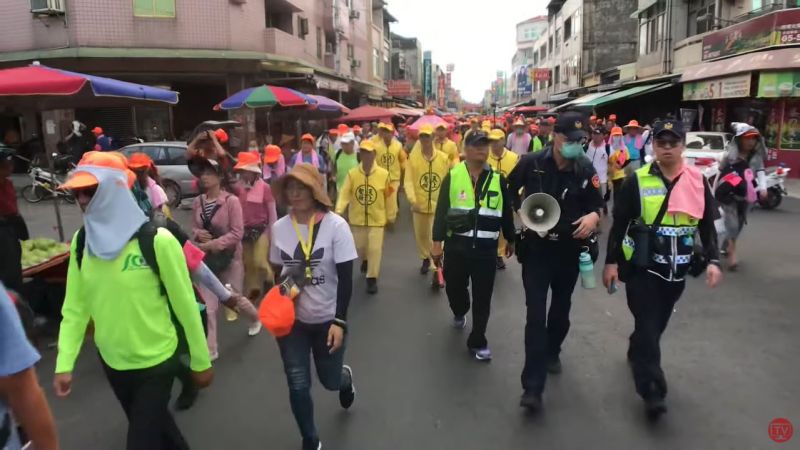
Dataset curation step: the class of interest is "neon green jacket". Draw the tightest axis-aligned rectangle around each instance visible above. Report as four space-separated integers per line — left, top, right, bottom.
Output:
56 228 211 373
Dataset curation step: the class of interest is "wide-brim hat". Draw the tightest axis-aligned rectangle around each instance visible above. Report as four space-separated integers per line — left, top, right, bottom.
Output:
273 163 332 207
188 156 222 178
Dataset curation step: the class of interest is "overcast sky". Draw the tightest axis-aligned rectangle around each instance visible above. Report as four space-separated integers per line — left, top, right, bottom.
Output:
389 0 547 104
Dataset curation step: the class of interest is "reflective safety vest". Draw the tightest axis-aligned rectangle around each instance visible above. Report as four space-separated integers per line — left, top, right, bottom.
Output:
622 163 700 281
448 162 503 241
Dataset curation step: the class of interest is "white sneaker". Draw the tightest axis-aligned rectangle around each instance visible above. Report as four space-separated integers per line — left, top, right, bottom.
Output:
248 321 263 336
209 351 219 362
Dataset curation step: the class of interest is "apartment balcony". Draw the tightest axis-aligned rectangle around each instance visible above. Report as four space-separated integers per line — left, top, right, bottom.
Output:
264 27 305 57
731 1 794 24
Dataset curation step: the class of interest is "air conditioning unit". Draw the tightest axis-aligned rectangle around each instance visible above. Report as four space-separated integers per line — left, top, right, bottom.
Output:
349 10 360 20
325 42 335 55
30 0 65 15
351 59 361 69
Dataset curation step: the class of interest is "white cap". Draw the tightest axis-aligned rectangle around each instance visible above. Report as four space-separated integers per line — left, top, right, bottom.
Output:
340 132 356 144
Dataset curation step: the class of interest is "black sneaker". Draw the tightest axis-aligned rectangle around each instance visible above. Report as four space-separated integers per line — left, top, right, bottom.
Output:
339 365 356 409
546 356 562 374
366 278 378 294
420 259 431 275
496 257 506 270
175 383 199 411
360 260 368 273
519 391 543 411
302 439 322 450
644 396 667 420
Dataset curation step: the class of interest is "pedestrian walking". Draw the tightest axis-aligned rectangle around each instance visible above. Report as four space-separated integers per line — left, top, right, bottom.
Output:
127 152 170 218
431 130 516 361
191 158 252 360
0 146 27 292
529 124 545 153
508 111 603 412
608 126 629 210
333 132 360 196
585 128 610 215
603 119 722 419
507 119 532 156
263 144 287 184
404 124 451 278
335 139 394 294
92 126 114 151
233 151 277 301
373 122 405 223
623 120 644 172
270 163 358 450
487 128 519 270
54 152 212 450
292 134 327 172
714 123 768 271
433 123 460 164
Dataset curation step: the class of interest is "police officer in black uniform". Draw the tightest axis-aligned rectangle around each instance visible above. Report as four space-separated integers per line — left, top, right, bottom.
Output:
508 111 603 411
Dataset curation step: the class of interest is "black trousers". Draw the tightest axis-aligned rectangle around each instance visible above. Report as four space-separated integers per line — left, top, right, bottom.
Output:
625 271 685 400
444 248 497 349
101 354 190 450
520 240 580 394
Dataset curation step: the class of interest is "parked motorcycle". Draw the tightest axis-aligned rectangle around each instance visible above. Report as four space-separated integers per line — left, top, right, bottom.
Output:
758 164 791 210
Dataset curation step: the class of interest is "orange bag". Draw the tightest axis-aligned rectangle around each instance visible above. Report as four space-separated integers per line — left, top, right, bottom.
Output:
258 278 300 337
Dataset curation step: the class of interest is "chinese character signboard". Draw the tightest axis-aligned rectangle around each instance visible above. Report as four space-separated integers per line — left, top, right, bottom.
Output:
423 51 432 100
531 68 551 81
702 9 800 61
682 73 752 100
387 80 413 97
757 71 800 97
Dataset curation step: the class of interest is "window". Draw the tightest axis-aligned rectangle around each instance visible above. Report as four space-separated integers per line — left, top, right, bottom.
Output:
297 17 309 39
555 28 561 51
564 17 572 40
574 10 581 35
540 45 547 60
688 0 715 36
548 36 553 54
347 44 354 60
554 65 560 85
638 0 666 56
373 48 381 77
316 27 322 58
134 0 175 18
166 147 188 165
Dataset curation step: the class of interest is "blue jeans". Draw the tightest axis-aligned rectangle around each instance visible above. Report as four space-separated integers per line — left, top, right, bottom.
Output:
276 321 346 444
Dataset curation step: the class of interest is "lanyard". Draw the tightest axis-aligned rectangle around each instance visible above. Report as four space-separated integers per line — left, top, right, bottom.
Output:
291 214 316 281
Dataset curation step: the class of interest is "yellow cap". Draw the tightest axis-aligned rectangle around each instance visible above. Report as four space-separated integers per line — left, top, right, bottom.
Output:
377 122 394 132
359 139 376 152
488 129 506 141
418 124 434 136
481 120 492 128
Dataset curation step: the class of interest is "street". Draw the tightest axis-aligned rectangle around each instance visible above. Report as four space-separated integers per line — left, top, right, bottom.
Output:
22 194 800 450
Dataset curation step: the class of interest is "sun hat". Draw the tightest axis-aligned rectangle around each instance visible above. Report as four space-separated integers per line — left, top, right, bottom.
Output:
488 129 506 141
359 139 376 152
264 145 282 164
91 127 103 135
377 122 395 132
301 133 315 143
60 151 134 190
337 123 350 135
418 124 434 136
273 163 333 207
624 120 641 130
127 152 154 170
213 129 229 144
233 151 262 174
611 126 624 137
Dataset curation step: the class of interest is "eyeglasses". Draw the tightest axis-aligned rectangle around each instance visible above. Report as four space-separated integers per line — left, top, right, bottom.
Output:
655 139 682 149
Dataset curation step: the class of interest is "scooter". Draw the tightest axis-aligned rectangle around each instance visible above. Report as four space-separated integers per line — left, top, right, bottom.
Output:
758 164 791 210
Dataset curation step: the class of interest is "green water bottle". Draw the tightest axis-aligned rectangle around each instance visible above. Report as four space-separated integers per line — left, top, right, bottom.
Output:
579 250 596 289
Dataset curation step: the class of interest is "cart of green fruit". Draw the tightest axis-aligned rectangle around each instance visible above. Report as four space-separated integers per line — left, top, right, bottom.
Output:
21 238 71 282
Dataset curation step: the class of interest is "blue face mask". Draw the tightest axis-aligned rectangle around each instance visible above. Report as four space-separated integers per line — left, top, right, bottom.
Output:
560 141 584 160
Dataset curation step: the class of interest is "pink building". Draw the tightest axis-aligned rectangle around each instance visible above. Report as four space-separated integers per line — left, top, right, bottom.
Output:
0 0 394 142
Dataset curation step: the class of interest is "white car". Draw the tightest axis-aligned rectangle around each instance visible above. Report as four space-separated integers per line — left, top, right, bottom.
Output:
684 131 732 165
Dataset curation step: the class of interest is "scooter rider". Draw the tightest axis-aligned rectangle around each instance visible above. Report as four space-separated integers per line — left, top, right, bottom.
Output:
603 119 722 419
507 111 603 412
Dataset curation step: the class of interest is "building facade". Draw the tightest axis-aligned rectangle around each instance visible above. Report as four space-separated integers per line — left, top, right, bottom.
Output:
509 16 548 104
389 33 423 100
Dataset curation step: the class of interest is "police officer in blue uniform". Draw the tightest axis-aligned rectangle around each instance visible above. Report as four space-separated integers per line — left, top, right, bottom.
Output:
508 111 603 411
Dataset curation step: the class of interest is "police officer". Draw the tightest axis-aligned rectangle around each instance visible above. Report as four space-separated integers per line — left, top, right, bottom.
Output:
603 119 722 418
431 130 516 361
508 111 603 411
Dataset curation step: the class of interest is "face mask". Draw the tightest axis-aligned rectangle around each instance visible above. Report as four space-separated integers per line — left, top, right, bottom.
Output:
612 136 623 148
560 142 584 160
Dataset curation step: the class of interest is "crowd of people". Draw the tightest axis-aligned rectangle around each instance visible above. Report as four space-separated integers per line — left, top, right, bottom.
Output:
0 104 778 450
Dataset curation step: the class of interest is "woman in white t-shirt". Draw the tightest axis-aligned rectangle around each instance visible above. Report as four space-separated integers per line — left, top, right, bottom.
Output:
270 163 358 450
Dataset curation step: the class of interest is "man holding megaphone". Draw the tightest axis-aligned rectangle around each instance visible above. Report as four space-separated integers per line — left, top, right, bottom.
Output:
508 111 604 412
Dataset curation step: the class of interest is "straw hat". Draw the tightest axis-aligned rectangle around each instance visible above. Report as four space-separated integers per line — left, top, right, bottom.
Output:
274 163 332 207
234 151 262 174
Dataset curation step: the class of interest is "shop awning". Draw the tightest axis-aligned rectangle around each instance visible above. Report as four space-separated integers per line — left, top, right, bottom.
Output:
547 92 573 103
681 47 800 82
581 82 672 107
260 61 313 75
551 90 618 110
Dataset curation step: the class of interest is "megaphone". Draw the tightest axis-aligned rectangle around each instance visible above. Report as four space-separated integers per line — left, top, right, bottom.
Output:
519 193 561 237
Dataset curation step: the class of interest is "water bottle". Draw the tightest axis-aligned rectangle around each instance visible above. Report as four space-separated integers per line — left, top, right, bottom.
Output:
579 250 596 289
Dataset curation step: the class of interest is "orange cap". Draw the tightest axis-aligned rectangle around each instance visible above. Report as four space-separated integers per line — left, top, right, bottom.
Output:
214 129 229 143
60 151 134 190
337 123 350 134
91 127 103 135
611 126 624 136
234 151 262 173
127 152 154 170
264 145 282 164
301 133 315 143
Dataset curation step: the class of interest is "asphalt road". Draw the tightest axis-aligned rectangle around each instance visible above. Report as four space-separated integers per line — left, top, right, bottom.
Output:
21 194 800 450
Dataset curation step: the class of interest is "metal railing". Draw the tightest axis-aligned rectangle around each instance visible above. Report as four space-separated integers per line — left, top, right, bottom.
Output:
731 2 793 24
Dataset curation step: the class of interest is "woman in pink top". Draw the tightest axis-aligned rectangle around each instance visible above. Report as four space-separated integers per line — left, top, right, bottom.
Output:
233 151 278 301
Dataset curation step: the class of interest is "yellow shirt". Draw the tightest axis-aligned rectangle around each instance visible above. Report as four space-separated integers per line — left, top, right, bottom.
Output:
335 164 395 226
609 147 629 181
404 148 451 214
433 138 460 165
372 136 405 181
487 148 519 178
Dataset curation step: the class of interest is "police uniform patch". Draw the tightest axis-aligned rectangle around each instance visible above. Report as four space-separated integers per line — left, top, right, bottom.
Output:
591 174 600 189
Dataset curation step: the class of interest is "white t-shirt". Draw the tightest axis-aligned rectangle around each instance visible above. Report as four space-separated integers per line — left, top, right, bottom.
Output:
586 141 609 183
270 212 357 324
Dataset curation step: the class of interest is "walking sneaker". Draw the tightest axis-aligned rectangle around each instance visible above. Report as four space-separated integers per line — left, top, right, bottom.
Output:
546 356 562 374
470 347 493 361
452 315 466 330
520 391 543 412
248 320 263 336
496 256 506 270
339 365 356 409
302 439 322 450
360 260 368 273
420 258 431 275
366 278 378 294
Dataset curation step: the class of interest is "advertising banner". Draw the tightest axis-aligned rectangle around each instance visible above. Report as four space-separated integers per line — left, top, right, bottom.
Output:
682 73 752 100
423 51 432 100
757 71 800 98
387 80 413 97
702 9 800 61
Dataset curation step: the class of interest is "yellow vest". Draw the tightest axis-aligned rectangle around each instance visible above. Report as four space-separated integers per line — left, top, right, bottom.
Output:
372 136 404 181
404 149 451 214
335 164 391 227
487 149 519 177
433 138 460 164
